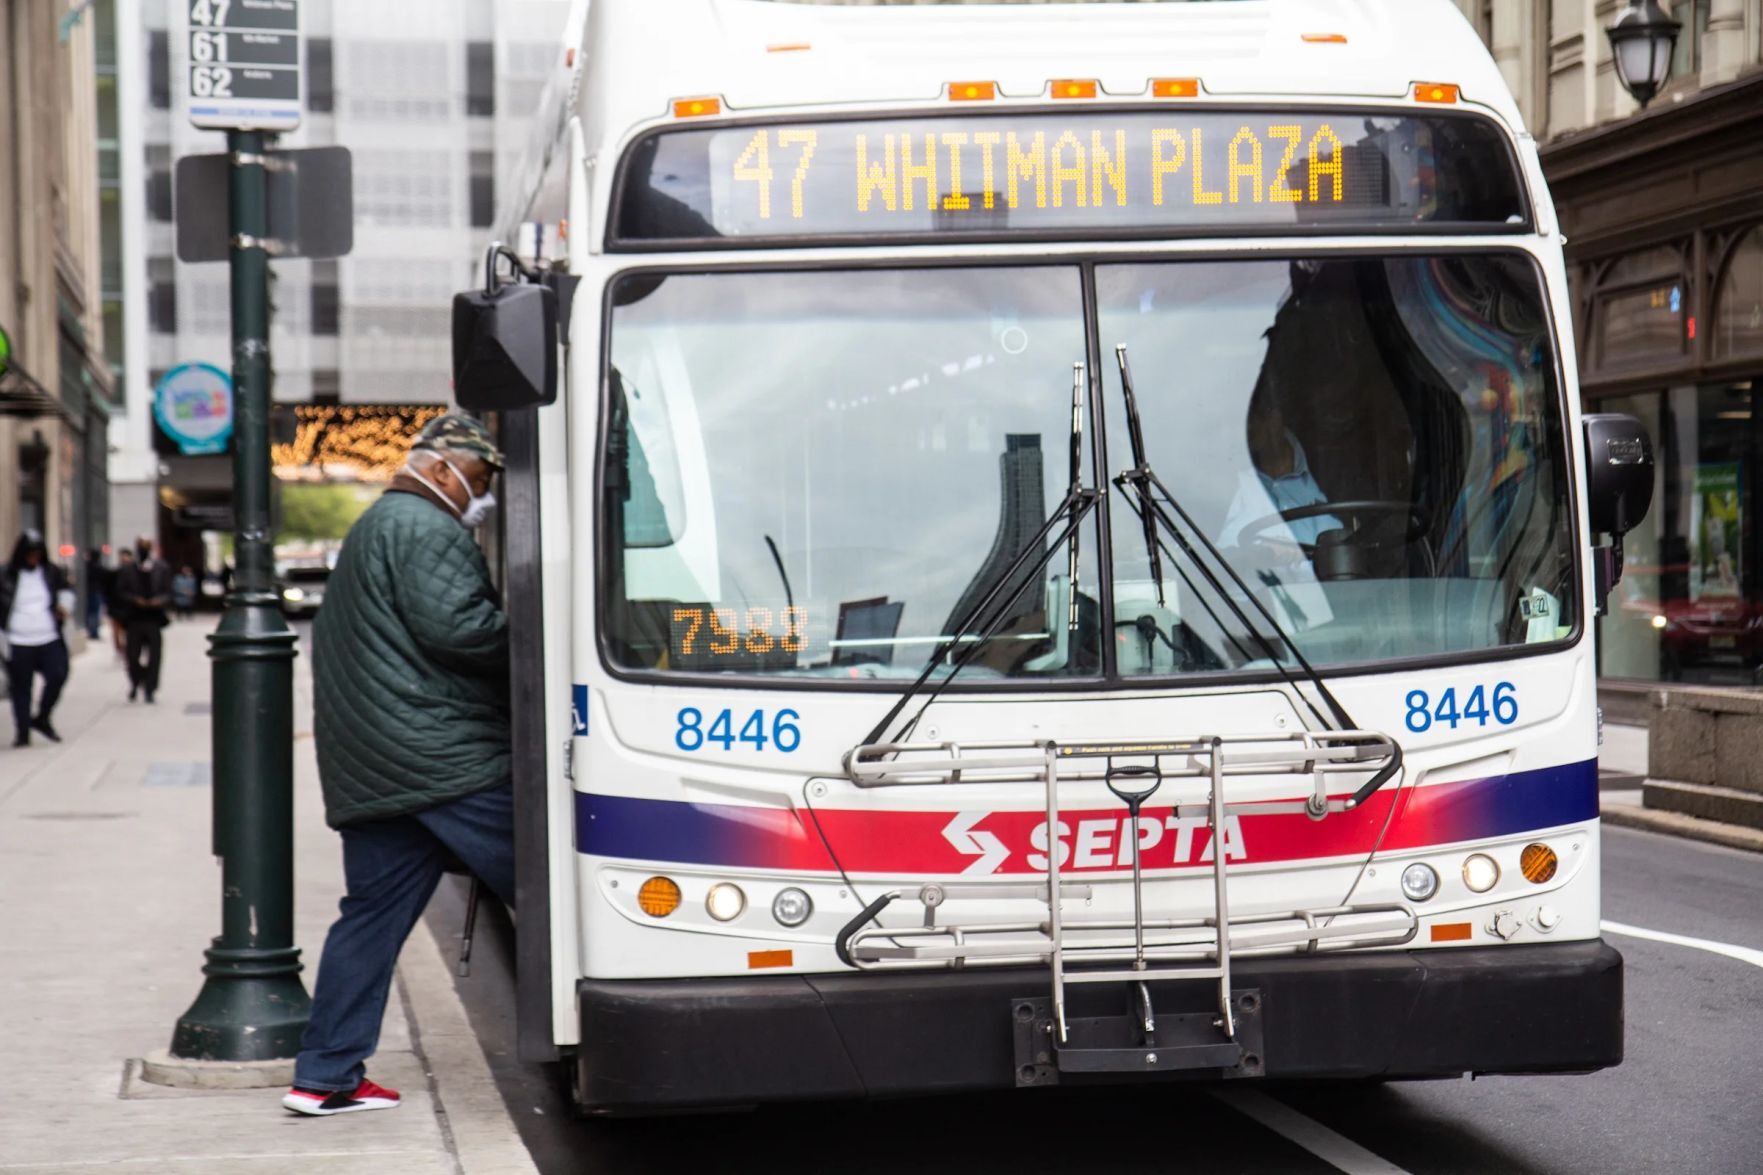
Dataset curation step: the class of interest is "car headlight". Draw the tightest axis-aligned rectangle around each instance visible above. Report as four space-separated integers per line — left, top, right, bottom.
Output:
771 887 813 928
1462 853 1500 894
1400 862 1439 902
706 882 747 922
282 587 305 602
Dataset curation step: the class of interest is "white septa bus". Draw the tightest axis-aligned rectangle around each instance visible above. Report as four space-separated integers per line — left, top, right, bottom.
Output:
453 0 1655 1114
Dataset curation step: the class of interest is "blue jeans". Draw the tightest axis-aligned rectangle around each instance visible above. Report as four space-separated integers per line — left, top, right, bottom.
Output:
293 784 515 1092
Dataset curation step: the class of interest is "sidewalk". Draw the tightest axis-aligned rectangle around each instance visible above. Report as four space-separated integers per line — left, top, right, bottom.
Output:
1598 720 1763 854
0 619 537 1174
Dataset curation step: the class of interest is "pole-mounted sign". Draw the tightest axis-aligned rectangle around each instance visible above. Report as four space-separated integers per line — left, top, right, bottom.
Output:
184 0 302 133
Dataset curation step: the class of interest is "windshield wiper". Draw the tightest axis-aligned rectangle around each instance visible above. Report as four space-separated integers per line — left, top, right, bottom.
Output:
1111 346 1401 810
856 363 1099 754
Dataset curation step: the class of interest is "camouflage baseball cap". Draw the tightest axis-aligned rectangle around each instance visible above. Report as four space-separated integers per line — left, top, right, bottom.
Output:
412 413 503 470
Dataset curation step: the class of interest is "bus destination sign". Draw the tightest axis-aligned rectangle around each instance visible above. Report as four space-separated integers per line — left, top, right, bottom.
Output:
184 0 302 133
615 110 1527 246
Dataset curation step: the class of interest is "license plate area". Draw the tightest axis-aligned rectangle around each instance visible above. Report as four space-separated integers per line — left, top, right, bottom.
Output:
1012 987 1266 1086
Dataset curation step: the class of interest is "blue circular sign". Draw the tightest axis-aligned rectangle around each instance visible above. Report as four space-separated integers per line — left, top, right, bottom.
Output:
154 363 234 455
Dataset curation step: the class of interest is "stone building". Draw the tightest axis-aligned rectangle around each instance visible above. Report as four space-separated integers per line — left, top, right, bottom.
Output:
1452 1 1763 692
0 0 114 584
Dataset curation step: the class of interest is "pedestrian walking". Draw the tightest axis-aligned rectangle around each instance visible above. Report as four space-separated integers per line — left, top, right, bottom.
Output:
1 530 71 747
115 537 171 703
108 548 134 655
171 565 198 620
83 547 107 639
284 415 513 1118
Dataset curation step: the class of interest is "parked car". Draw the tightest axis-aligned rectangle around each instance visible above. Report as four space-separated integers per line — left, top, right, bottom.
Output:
278 565 331 619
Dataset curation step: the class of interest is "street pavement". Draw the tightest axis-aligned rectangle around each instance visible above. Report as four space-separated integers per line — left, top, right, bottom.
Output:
0 618 534 1175
432 768 1763 1174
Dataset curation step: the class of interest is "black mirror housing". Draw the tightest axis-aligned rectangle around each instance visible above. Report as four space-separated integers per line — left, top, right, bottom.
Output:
452 281 558 411
1583 413 1654 536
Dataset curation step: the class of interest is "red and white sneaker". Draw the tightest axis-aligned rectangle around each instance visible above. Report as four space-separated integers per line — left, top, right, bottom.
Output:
282 1078 401 1116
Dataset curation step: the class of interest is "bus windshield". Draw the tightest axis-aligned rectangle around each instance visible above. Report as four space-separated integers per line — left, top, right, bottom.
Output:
601 252 1575 682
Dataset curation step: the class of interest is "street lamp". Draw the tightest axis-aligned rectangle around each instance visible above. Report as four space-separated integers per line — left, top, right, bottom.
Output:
1607 0 1682 109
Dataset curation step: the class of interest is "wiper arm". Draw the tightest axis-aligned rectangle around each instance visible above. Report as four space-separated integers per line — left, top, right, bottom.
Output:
1114 346 1168 609
856 363 1100 754
1110 345 1358 738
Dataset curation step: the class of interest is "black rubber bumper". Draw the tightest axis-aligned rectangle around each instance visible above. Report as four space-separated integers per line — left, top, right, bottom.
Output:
573 940 1622 1113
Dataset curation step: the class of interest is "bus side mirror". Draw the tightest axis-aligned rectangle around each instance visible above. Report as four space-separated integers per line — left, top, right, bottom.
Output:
1583 413 1654 614
451 245 559 411
1583 413 1653 536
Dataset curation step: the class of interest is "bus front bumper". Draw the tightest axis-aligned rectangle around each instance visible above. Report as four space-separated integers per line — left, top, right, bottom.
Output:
573 939 1621 1113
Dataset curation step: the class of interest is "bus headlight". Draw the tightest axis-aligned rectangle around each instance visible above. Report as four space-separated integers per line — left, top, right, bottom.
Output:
771 887 813 928
706 883 747 922
1462 853 1500 893
1400 862 1439 902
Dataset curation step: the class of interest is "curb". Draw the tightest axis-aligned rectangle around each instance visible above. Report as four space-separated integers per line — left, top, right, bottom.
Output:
1601 802 1763 854
399 914 541 1175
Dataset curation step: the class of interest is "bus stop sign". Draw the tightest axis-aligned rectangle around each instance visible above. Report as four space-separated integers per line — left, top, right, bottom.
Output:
182 0 302 133
174 146 353 262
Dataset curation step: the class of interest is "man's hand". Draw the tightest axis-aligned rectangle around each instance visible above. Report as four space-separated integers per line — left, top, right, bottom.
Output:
53 607 67 624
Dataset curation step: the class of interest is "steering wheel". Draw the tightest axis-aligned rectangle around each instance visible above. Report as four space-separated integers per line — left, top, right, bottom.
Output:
1236 500 1431 559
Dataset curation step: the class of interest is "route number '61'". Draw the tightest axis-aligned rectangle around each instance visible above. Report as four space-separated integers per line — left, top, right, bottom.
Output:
1404 683 1517 733
676 707 801 753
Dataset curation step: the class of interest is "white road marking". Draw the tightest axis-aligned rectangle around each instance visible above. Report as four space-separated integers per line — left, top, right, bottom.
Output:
1602 920 1763 970
1211 1088 1412 1175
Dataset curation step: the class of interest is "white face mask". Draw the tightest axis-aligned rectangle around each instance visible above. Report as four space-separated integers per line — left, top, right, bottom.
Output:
406 455 496 529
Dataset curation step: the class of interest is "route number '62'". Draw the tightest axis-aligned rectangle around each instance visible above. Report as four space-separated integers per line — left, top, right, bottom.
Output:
1404 683 1517 733
676 707 801 753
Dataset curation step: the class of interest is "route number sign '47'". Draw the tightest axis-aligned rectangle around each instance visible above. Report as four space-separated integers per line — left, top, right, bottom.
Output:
184 0 302 133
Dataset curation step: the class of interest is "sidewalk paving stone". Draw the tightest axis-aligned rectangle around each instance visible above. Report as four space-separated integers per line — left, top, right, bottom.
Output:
0 618 535 1174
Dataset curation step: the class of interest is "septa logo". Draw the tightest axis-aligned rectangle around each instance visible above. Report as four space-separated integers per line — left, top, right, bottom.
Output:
940 812 1248 876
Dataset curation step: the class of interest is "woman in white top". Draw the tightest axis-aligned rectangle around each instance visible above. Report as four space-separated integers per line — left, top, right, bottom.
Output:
0 531 71 747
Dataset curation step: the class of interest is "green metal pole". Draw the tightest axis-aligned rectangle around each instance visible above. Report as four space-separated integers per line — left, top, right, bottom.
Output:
169 130 308 1061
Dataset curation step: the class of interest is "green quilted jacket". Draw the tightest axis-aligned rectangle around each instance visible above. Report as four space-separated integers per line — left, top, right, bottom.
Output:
313 487 510 828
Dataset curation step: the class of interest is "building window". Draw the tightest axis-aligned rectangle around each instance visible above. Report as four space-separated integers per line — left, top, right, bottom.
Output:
308 38 334 114
1715 226 1763 359
466 41 495 116
311 369 341 404
148 259 177 333
147 144 173 222
1590 243 1691 371
469 150 495 228
1669 0 1712 80
149 31 170 109
311 261 340 336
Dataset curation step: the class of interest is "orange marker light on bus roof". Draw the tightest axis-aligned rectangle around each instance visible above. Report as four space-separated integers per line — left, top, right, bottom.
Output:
1151 78 1200 98
949 81 996 101
767 42 811 53
1051 79 1099 99
672 96 722 118
1414 82 1460 104
1301 32 1349 44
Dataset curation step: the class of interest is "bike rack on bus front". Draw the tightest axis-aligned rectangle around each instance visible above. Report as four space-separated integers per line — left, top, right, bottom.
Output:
836 731 1411 1082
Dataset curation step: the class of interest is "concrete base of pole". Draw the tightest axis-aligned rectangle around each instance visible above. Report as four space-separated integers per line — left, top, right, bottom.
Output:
138 1048 294 1090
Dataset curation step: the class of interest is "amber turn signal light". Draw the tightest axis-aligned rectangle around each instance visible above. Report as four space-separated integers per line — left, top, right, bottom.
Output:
1520 843 1558 884
1414 82 1460 104
638 876 682 917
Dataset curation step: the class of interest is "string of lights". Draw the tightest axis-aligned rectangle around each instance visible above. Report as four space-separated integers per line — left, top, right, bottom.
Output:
272 405 447 481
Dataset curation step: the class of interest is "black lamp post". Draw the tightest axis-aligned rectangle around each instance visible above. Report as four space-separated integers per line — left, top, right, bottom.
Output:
1607 0 1682 109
